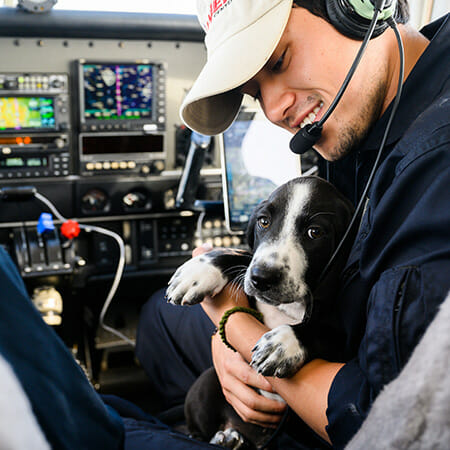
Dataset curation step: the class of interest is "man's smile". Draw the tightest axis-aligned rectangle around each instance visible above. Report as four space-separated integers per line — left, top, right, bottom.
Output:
289 100 324 131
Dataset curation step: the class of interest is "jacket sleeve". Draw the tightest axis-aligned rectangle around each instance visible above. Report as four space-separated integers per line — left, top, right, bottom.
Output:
326 133 450 448
326 262 449 448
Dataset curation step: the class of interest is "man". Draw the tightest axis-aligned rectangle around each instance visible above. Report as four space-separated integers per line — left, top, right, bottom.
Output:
136 0 450 448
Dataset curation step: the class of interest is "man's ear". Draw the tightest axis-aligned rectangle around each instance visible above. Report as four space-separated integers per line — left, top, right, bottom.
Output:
246 200 267 250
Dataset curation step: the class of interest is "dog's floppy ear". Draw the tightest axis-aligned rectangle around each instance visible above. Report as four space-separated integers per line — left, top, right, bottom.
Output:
246 200 267 250
334 193 355 237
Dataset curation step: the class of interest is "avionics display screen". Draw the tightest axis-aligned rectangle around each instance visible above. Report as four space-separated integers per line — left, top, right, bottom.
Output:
81 63 154 121
221 109 301 233
0 156 48 168
0 97 56 131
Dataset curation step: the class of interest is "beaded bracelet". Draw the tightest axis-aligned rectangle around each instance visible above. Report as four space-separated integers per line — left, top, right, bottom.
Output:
218 306 264 351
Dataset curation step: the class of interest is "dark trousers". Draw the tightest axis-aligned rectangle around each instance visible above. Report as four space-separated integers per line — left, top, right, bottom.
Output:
103 395 220 449
135 288 215 412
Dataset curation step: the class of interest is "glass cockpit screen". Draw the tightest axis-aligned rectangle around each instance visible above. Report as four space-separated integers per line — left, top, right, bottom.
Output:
0 97 55 131
221 109 301 233
81 63 154 121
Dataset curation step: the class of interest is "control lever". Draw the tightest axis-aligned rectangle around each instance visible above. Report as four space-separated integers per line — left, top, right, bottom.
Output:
42 229 64 269
12 228 30 269
26 228 46 267
175 132 211 210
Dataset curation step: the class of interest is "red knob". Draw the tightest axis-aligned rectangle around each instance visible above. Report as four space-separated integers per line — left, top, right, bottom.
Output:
61 220 80 239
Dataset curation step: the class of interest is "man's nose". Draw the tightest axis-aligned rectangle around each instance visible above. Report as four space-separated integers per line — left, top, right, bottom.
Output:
259 80 293 125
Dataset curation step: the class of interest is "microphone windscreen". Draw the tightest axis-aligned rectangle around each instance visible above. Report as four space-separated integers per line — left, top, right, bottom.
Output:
289 123 323 155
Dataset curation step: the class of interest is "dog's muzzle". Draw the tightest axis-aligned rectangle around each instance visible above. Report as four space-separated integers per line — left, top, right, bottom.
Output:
244 262 301 306
249 264 283 292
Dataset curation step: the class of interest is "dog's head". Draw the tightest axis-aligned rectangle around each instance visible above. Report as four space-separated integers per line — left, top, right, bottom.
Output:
244 176 354 319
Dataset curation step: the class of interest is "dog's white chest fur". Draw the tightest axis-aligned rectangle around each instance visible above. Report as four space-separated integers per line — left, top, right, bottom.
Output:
256 302 305 328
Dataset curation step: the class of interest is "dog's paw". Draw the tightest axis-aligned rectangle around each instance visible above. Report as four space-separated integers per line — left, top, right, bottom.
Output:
166 254 228 306
210 428 246 449
251 325 306 378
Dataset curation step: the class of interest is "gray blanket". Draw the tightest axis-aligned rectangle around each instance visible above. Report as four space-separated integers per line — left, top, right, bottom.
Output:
346 292 450 449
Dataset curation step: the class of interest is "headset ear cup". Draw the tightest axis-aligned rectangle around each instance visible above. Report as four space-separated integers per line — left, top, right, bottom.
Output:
326 0 389 40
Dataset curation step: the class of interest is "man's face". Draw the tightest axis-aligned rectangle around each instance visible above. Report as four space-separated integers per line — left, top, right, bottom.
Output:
241 7 389 161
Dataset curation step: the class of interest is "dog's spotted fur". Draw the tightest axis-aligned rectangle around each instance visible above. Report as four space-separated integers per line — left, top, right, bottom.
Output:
252 324 307 378
167 176 355 449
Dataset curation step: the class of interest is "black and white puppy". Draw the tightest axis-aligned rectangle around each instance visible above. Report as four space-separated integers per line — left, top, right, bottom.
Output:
167 176 354 448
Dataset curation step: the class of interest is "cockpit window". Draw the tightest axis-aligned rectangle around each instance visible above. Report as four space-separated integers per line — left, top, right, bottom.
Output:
1 0 197 14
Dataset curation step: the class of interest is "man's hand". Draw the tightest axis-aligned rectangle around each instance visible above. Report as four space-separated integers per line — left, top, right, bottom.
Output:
211 332 287 428
191 242 213 258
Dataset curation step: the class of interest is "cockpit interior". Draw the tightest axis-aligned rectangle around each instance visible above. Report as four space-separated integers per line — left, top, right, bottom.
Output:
0 0 447 447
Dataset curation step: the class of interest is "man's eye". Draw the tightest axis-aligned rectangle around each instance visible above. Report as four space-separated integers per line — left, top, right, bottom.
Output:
257 217 271 229
306 226 324 240
271 50 286 73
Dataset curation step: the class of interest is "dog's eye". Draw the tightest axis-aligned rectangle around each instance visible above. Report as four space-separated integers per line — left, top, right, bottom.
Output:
257 216 271 229
306 226 324 240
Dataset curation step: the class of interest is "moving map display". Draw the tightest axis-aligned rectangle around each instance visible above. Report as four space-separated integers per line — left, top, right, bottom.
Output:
0 97 55 131
82 63 154 121
222 109 300 232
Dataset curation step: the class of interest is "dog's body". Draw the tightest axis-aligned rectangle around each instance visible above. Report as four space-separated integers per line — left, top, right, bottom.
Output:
167 176 355 448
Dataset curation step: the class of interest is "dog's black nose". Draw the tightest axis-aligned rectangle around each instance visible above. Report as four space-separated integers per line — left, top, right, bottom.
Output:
250 266 282 291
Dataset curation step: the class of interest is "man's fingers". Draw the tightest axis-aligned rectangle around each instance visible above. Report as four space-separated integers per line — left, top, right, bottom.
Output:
221 366 287 419
221 351 274 392
192 242 213 257
232 360 274 393
223 388 286 427
224 381 286 414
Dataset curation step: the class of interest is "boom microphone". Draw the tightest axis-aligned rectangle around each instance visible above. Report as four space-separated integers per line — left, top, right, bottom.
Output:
289 123 323 155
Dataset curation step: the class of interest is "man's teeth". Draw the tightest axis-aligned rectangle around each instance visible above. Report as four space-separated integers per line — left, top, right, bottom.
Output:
300 102 323 129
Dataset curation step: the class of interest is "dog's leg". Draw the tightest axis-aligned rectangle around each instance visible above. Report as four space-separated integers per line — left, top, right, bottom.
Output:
251 325 307 378
186 367 272 449
167 248 251 306
185 367 227 441
210 429 247 448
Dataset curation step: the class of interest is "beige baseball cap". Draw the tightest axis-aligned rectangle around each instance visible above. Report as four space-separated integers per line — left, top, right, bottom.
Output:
180 0 293 135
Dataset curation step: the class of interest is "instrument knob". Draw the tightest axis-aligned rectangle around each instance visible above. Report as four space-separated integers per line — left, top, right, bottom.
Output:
5 79 18 90
51 78 62 89
122 191 150 210
54 137 65 148
152 160 165 173
81 189 109 213
140 165 150 175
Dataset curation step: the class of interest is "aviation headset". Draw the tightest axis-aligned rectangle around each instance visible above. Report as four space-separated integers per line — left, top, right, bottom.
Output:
326 0 397 40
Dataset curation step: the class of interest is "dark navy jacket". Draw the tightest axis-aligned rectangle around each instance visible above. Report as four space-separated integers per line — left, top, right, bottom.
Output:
324 15 450 448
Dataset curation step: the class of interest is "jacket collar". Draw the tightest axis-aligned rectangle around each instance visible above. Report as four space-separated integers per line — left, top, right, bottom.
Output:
362 14 450 152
